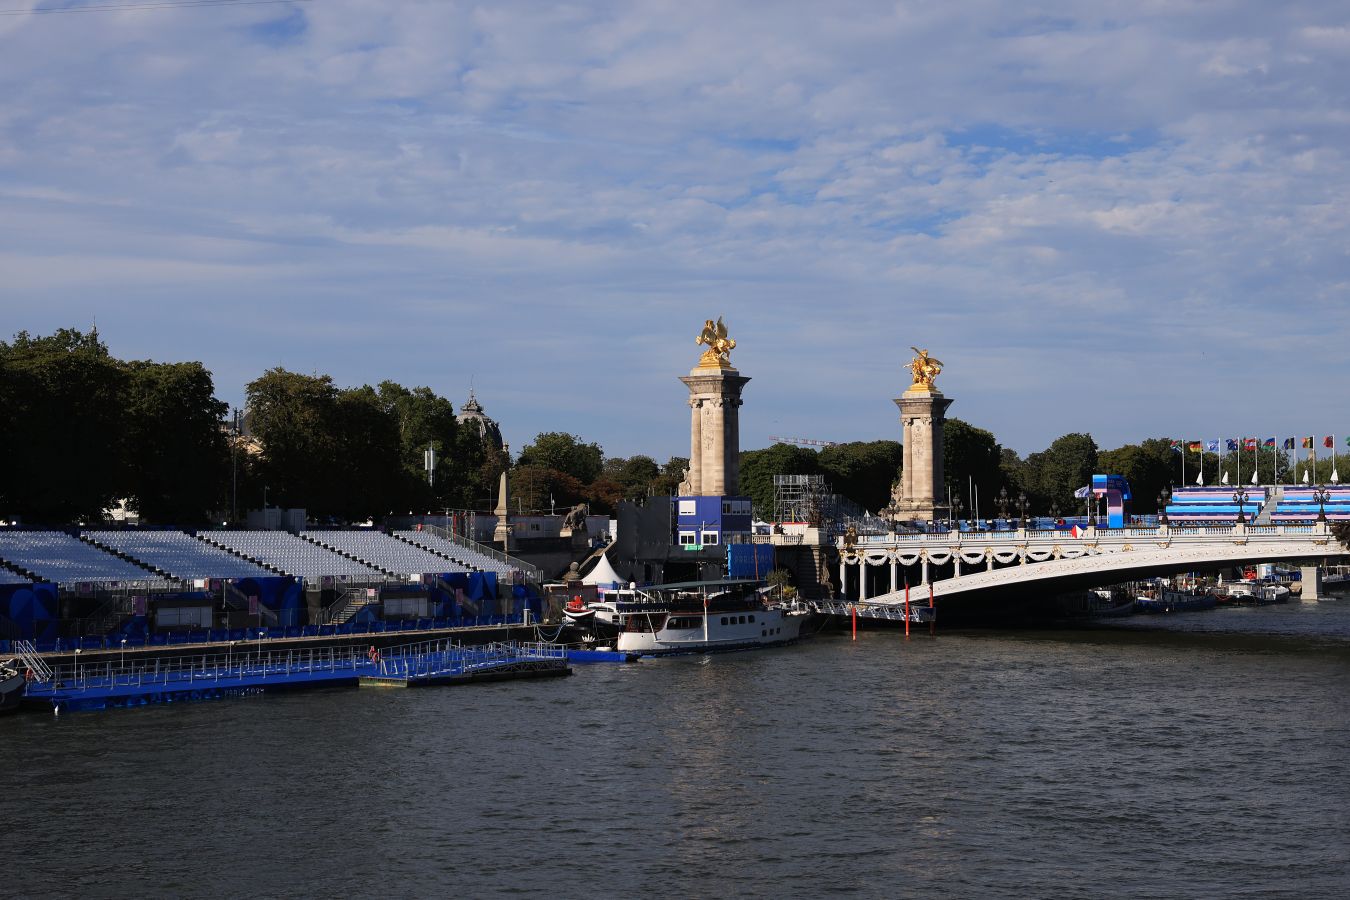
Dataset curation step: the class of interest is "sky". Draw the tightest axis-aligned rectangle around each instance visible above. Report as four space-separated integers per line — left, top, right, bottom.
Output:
2 0 1348 461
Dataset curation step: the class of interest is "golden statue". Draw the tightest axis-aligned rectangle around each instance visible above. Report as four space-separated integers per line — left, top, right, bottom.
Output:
696 316 737 368
907 346 943 390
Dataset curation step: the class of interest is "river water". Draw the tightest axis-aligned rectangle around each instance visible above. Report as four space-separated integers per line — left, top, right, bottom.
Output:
4 600 1349 898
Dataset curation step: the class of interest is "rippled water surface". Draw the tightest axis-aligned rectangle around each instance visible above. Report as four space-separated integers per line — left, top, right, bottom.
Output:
5 600 1350 898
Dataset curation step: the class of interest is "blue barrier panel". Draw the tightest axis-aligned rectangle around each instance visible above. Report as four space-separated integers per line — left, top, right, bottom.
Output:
150 634 167 646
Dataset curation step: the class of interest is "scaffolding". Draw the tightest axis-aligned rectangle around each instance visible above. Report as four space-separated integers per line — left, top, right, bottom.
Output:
773 475 832 526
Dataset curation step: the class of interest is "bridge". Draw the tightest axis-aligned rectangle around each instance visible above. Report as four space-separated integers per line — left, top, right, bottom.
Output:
834 521 1347 614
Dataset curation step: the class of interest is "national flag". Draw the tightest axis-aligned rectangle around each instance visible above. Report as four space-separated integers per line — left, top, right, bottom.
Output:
1345 436 1350 448
1170 440 1183 453
1283 438 1296 450
1205 440 1219 453
1244 438 1258 450
1302 436 1313 449
1226 439 1238 451
1263 437 1276 448
1188 441 1202 453
1070 524 1086 538
1324 436 1334 448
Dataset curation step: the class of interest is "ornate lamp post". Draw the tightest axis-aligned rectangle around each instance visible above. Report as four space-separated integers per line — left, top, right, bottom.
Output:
1313 485 1330 523
1232 486 1249 525
1086 489 1097 527
996 487 1010 528
952 497 964 531
1157 489 1170 526
1017 491 1030 529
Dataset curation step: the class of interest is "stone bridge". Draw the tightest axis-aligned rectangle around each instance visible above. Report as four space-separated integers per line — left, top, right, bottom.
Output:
836 522 1347 609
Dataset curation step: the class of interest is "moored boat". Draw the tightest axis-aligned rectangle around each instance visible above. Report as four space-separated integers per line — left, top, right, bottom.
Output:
1 663 26 715
608 580 806 656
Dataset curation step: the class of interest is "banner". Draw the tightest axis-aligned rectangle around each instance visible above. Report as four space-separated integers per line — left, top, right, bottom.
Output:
1205 440 1219 452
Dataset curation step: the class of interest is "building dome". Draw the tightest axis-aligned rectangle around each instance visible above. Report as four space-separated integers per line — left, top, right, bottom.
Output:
457 389 503 449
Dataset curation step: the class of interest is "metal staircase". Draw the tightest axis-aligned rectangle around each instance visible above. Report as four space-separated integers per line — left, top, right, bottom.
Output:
11 640 52 683
323 587 379 625
1255 486 1283 525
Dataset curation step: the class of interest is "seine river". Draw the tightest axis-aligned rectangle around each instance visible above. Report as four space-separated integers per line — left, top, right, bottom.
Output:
4 600 1349 898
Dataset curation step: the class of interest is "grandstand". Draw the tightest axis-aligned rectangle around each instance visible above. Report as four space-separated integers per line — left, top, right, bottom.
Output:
203 531 385 580
0 565 32 585
0 530 170 587
1270 486 1350 523
395 530 520 577
1164 487 1270 523
301 530 470 576
84 530 273 581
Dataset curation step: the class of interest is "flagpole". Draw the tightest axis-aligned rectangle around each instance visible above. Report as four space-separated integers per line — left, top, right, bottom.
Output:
1236 437 1241 487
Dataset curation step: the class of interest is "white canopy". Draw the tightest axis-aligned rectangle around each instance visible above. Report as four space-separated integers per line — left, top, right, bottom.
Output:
583 552 623 587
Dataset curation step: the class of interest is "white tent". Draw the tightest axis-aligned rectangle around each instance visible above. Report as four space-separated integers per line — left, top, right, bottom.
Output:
582 552 623 588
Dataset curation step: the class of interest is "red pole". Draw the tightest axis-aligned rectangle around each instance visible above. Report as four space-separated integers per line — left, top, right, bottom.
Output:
904 581 910 638
928 582 936 636
851 604 857 641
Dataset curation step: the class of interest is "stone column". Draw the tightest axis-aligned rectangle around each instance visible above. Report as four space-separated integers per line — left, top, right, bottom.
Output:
859 563 869 601
894 388 953 522
889 558 898 593
838 558 848 599
680 367 750 496
1301 565 1322 602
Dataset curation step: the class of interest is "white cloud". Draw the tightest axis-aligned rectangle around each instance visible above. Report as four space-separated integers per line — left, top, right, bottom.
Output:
0 0 1347 457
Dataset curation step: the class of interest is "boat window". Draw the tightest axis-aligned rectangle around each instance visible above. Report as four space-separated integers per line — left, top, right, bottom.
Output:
720 617 728 625
738 615 746 624
748 615 755 623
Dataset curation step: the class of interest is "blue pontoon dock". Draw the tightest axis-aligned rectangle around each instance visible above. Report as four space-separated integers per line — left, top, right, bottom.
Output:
15 639 574 713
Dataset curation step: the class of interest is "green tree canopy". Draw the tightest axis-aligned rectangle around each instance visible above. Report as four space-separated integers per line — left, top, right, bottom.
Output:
817 440 903 513
517 432 604 485
942 419 1005 514
738 444 820 518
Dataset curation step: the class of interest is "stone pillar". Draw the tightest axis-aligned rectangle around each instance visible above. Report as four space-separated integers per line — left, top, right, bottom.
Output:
681 367 750 496
839 558 848 600
889 558 898 593
1301 565 1322 602
493 445 512 551
894 388 953 522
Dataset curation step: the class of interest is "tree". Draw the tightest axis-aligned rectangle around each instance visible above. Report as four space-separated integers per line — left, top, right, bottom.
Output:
0 328 128 522
376 381 462 510
1099 439 1174 513
942 419 1004 514
245 368 340 512
121 360 229 523
652 457 689 496
517 432 604 484
817 440 903 513
1040 433 1099 515
738 444 819 519
511 465 585 513
602 455 662 501
330 386 403 520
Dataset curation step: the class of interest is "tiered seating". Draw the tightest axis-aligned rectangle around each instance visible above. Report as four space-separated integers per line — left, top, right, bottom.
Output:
1165 487 1269 523
0 565 31 585
0 530 169 586
395 530 518 577
302 530 469 575
1271 486 1350 522
84 530 273 580
204 531 383 579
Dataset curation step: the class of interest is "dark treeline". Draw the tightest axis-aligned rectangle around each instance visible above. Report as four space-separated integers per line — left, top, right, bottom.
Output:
7 328 1307 527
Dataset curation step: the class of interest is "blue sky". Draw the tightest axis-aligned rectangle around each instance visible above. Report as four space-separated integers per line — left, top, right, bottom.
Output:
2 1 1348 460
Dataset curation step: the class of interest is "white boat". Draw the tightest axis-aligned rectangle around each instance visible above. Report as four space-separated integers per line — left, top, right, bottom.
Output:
1225 580 1291 604
0 663 25 715
607 580 806 656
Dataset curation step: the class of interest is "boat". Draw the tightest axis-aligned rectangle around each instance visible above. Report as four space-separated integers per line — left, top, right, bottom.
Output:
607 580 806 656
1 662 26 715
1225 580 1290 605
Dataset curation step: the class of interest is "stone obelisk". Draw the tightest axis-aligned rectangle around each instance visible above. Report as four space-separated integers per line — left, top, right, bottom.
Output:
680 318 749 496
894 348 952 522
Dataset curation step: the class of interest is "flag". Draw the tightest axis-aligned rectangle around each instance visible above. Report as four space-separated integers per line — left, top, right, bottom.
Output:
1302 436 1313 448
1325 436 1334 448
1263 437 1276 448
1188 441 1202 453
1284 437 1296 449
1170 440 1183 453
1205 440 1219 452
1226 439 1238 451
1244 438 1257 450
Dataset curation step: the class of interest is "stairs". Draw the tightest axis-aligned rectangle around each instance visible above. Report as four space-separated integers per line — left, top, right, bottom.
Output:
324 587 379 625
1255 486 1283 525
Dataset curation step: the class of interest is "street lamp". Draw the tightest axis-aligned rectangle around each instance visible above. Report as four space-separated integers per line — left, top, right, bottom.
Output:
257 630 266 669
120 638 127 675
1157 489 1171 525
952 497 964 531
1086 489 1097 527
1232 486 1249 525
74 647 82 686
1017 491 1029 529
996 487 1010 526
228 640 237 673
1313 485 1330 523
